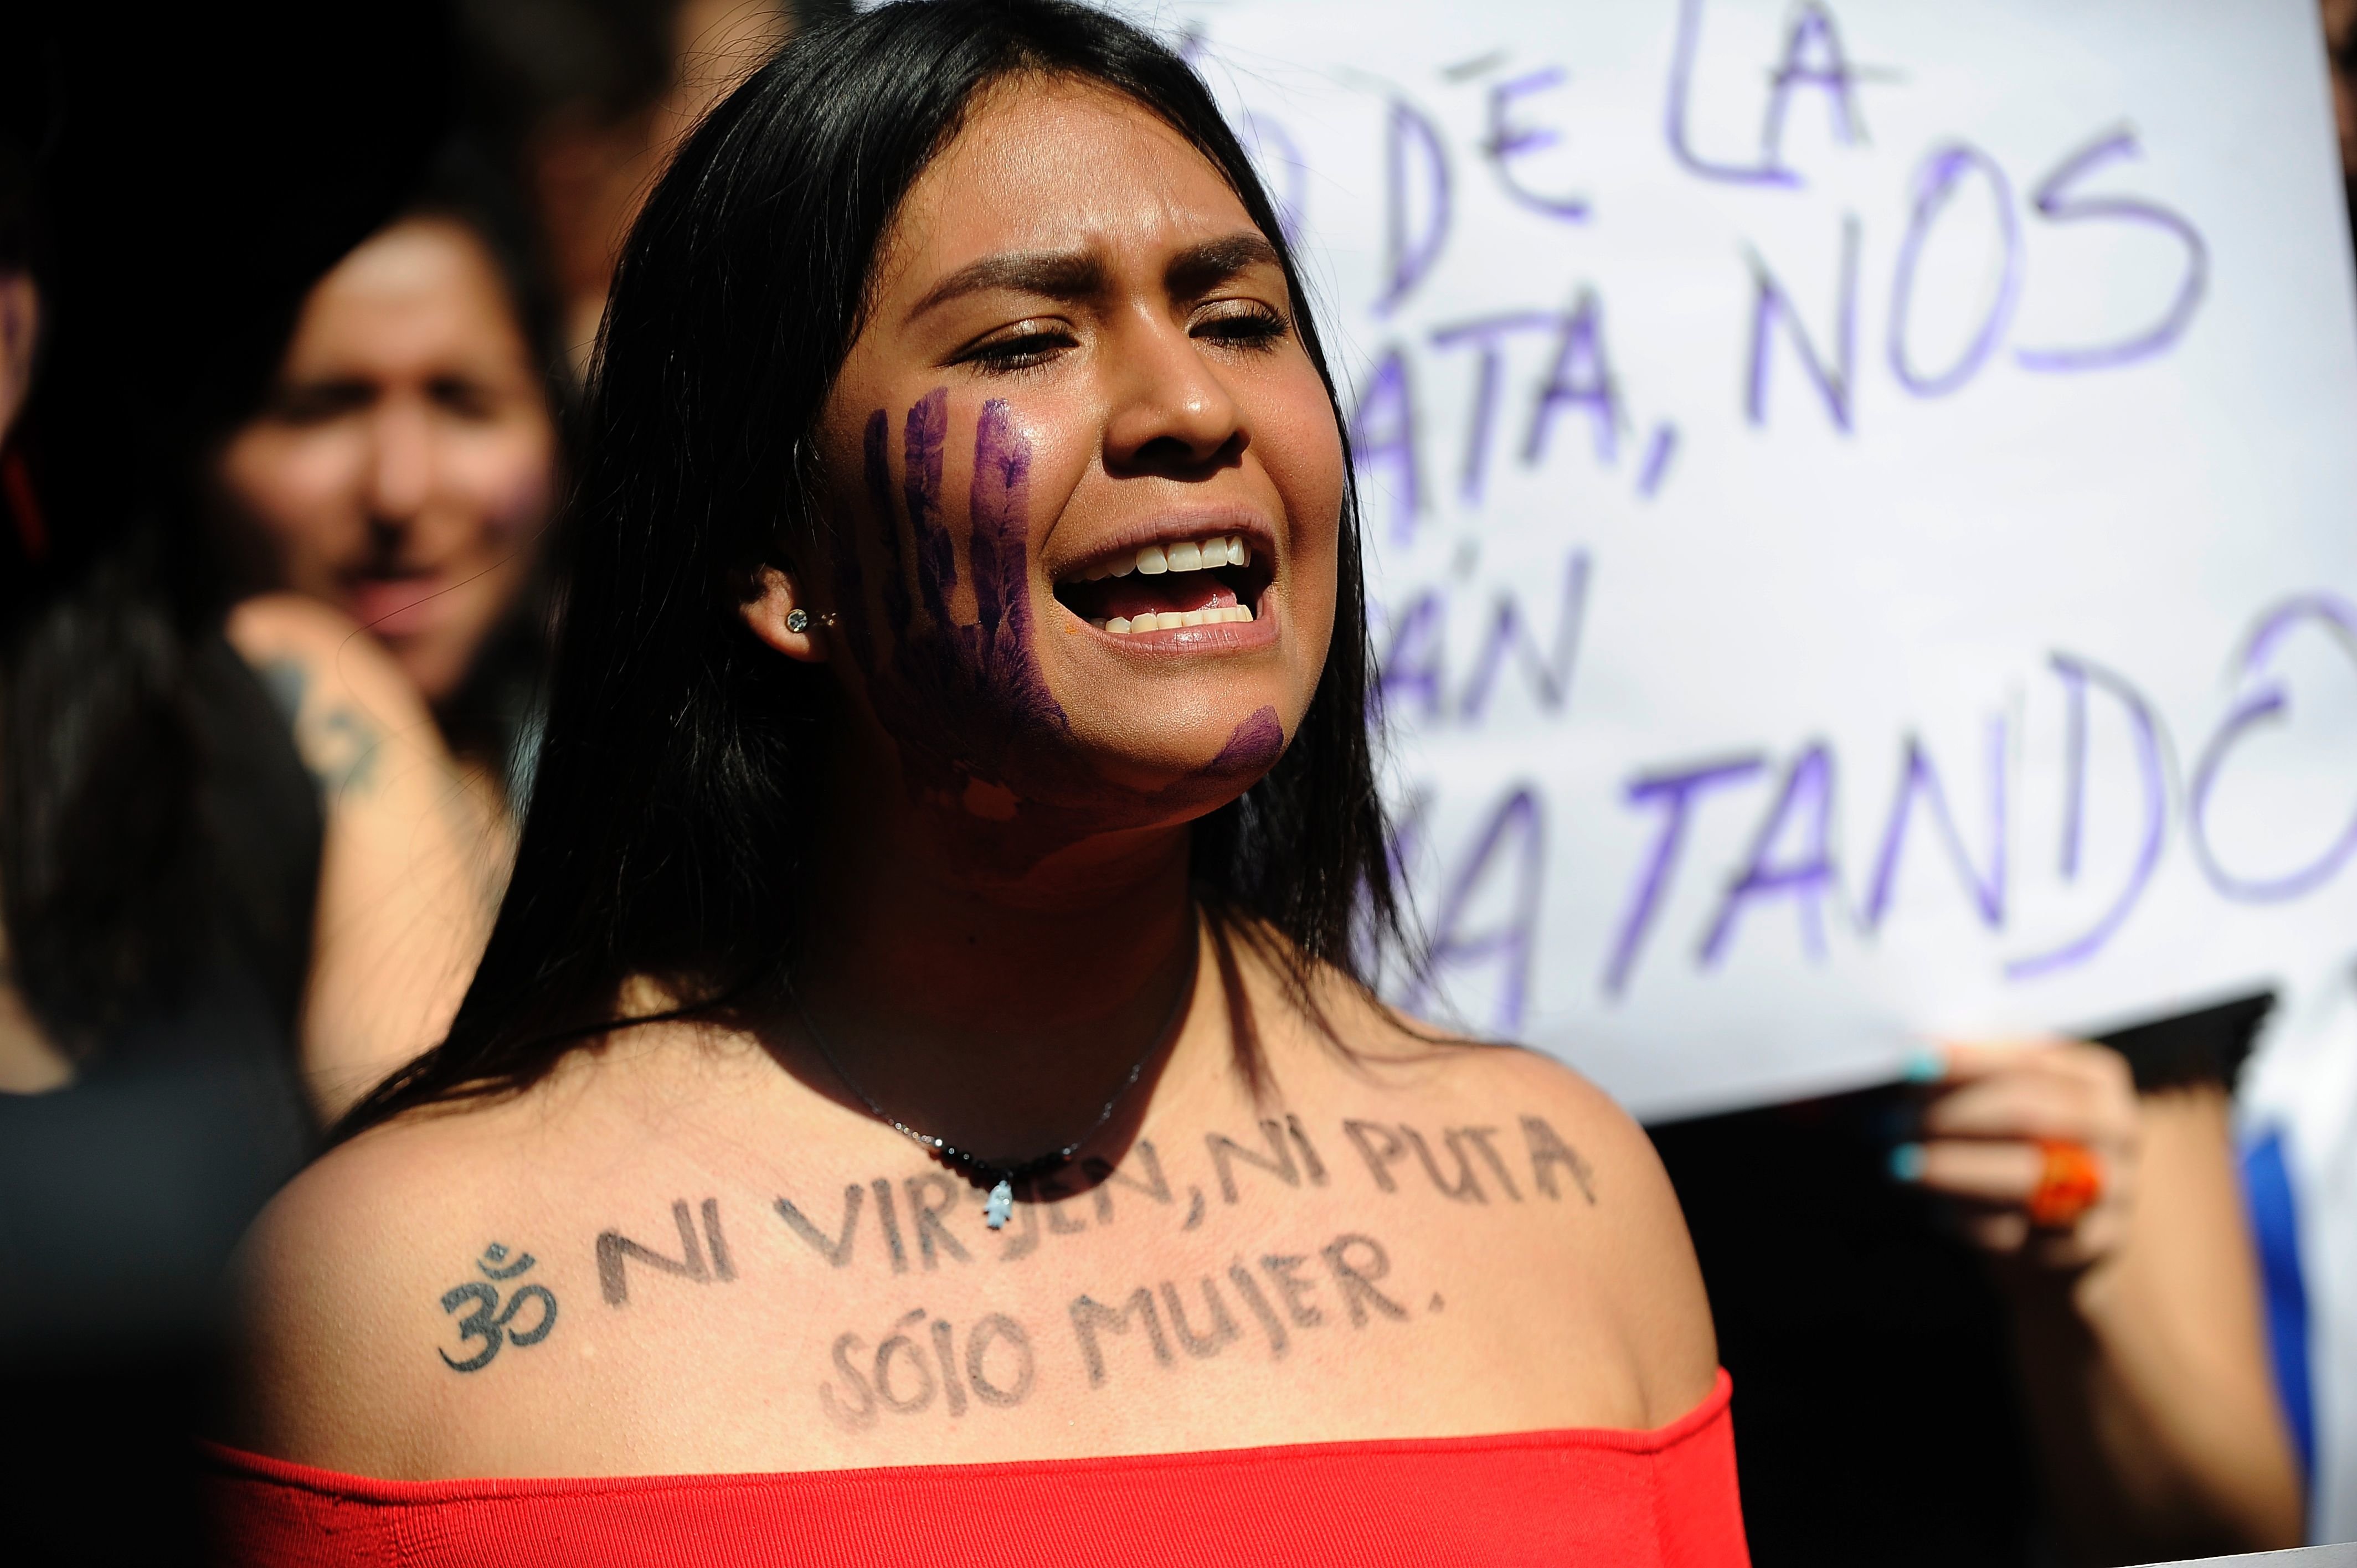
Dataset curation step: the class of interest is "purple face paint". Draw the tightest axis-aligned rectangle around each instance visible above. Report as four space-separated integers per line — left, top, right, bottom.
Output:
904 388 957 631
827 388 1289 864
1202 706 1285 780
965 399 1061 734
1746 216 1859 434
1699 743 1838 968
2004 653 2168 981
833 389 1071 820
1862 720 2007 931
1603 756 1764 997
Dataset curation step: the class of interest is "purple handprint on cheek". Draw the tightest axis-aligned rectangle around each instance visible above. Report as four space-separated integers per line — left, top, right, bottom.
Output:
827 388 1290 858
833 388 1073 816
966 399 1067 739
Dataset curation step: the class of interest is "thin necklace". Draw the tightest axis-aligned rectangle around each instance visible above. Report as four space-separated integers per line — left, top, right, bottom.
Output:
786 962 1192 1230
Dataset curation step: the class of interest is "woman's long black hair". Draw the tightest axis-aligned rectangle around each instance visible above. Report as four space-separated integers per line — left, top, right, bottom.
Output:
1 6 449 1058
338 0 1402 1139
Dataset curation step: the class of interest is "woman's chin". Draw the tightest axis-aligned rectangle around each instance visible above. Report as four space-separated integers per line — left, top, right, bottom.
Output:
380 632 473 709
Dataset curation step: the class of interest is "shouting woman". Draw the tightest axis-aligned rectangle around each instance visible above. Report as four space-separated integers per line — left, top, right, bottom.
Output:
214 3 1746 1562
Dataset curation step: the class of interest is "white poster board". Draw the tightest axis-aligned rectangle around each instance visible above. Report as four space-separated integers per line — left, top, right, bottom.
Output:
1167 0 2357 1120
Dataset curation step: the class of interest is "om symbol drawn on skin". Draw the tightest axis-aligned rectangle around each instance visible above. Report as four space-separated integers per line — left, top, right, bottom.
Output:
438 1241 559 1373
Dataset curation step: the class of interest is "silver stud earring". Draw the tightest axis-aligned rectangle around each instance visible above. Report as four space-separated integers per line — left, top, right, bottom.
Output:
786 608 810 633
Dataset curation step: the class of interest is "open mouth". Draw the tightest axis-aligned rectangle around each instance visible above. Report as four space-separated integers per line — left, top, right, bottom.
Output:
1052 532 1274 636
346 572 447 637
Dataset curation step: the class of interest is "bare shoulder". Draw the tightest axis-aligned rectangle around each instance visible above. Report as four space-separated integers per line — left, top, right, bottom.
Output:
227 1091 580 1474
1310 992 1721 1427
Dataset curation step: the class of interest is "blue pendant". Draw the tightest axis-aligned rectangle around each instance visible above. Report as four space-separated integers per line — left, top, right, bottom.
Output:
984 1177 1015 1230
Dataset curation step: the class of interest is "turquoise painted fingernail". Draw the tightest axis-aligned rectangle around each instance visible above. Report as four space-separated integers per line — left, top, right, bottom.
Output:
1890 1143 1926 1182
1902 1049 1944 1084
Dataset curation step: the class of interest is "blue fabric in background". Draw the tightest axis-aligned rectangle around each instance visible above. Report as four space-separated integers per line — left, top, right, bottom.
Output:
2243 1126 2315 1486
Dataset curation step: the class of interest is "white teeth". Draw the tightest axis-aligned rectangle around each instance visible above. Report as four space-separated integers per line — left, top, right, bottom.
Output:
1123 534 1257 577
1098 603 1258 634
1088 534 1264 637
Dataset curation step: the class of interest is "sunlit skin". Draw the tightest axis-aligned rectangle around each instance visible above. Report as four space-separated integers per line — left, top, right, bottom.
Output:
1897 1038 2302 1555
217 217 555 705
737 78 1351 1152
766 77 1340 864
227 79 1717 1485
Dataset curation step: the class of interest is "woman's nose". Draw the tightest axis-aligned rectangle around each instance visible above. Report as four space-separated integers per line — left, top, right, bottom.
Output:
1100 313 1246 476
363 399 436 523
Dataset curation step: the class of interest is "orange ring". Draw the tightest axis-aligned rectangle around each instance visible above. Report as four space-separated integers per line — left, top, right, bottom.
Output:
2027 1139 2103 1228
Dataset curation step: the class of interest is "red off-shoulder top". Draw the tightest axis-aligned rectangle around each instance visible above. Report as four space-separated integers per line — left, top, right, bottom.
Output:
207 1370 1745 1566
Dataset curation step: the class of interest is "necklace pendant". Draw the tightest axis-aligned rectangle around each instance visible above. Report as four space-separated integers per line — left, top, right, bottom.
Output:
984 1177 1015 1230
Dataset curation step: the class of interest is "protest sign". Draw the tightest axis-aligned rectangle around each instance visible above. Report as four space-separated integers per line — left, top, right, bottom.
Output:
1170 0 2357 1118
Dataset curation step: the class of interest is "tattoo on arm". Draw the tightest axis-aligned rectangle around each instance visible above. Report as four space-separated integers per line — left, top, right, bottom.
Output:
436 1242 558 1373
257 655 385 797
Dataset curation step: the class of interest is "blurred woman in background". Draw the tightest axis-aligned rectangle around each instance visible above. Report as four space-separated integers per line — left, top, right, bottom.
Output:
0 13 480 1565
208 151 566 1120
214 147 564 818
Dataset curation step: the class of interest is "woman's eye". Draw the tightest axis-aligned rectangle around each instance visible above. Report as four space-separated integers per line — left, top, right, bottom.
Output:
963 329 1075 374
270 381 373 425
1192 306 1289 350
426 376 500 420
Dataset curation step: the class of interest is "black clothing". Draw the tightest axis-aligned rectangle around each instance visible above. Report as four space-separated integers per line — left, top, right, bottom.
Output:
1651 993 2272 1568
0 636 320 1567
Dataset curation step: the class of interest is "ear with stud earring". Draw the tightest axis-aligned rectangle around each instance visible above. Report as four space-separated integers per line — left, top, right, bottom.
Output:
739 564 834 662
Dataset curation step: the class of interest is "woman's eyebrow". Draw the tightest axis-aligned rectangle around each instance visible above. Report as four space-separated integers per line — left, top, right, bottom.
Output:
1165 232 1283 297
908 250 1107 320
